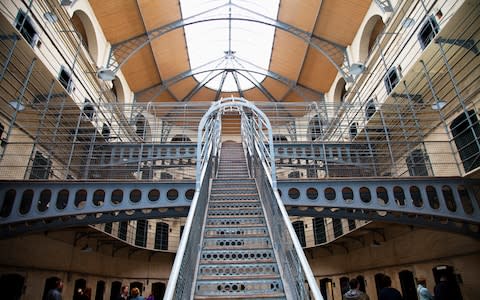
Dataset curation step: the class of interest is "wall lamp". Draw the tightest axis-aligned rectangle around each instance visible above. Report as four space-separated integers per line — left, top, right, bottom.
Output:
97 67 116 81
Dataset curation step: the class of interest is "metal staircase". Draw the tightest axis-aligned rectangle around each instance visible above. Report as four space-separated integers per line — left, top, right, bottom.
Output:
194 141 286 299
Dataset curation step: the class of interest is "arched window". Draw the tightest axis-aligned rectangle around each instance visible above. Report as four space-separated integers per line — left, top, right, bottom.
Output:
406 149 430 176
155 222 169 250
308 115 323 141
384 67 400 94
365 99 376 120
332 218 343 238
135 114 151 141
349 122 358 140
71 10 99 62
292 220 306 247
313 217 326 244
450 110 480 173
135 219 148 247
418 15 439 49
358 15 385 61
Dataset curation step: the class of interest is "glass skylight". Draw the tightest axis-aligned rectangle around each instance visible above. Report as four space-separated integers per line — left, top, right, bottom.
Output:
179 0 280 92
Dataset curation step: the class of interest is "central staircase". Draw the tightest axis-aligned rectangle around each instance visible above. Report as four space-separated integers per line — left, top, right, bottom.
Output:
194 141 286 299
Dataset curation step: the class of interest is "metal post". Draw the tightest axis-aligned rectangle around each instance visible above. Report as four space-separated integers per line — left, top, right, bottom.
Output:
1 58 36 159
0 35 19 82
420 60 463 175
24 80 56 179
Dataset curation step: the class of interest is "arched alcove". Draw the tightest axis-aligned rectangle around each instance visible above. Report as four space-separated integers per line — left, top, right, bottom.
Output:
112 77 126 104
135 113 151 142
359 15 385 61
71 10 99 63
333 78 347 107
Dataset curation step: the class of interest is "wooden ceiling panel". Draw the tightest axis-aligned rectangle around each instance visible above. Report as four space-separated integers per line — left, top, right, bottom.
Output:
243 88 269 102
168 77 197 100
151 30 190 80
261 78 290 101
313 0 371 46
146 90 177 103
270 30 308 81
297 47 337 93
277 0 322 32
137 0 181 29
298 48 338 93
89 0 145 44
190 87 216 102
122 47 161 92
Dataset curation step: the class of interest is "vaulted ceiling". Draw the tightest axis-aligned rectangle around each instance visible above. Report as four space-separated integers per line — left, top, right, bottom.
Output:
90 0 371 103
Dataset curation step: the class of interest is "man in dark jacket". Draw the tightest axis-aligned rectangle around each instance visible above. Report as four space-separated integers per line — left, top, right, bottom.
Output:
343 278 370 300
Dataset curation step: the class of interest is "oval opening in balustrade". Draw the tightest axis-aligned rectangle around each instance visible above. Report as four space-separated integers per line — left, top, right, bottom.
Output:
324 187 336 201
167 189 178 201
38 189 52 212
111 189 123 204
410 186 423 208
1 189 16 218
457 185 474 215
306 188 318 200
185 189 195 201
148 189 160 201
426 185 440 209
130 189 142 203
75 189 88 209
393 186 405 206
57 189 69 210
93 189 105 207
376 186 389 205
359 187 371 203
179 147 185 155
442 185 456 212
288 188 300 200
19 189 33 215
342 187 354 202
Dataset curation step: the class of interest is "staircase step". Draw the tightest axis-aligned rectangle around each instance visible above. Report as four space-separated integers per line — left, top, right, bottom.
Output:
195 279 284 298
195 142 285 299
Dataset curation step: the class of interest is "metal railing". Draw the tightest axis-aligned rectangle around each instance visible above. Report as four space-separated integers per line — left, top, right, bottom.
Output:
164 103 221 299
240 99 323 299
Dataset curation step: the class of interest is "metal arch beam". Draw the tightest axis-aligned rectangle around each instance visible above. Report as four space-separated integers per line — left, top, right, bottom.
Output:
231 71 244 98
103 2 351 80
234 70 277 102
136 66 322 102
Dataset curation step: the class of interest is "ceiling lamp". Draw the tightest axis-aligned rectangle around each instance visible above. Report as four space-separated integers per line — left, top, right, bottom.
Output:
43 12 58 23
9 100 25 111
97 68 116 81
431 100 447 110
402 18 415 28
349 63 366 76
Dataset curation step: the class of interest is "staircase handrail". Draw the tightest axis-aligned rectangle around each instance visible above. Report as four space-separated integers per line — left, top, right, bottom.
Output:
164 103 221 299
239 100 323 299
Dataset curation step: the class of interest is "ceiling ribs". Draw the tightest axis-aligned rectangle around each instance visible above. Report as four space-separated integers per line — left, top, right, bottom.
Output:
103 2 350 81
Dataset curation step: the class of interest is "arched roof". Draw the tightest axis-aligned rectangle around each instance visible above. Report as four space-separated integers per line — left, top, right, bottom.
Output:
89 0 371 103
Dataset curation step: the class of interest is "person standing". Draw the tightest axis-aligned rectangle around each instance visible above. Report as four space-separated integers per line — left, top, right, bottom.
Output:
47 279 63 300
417 282 433 300
379 275 402 300
116 285 129 300
343 278 370 300
129 287 144 300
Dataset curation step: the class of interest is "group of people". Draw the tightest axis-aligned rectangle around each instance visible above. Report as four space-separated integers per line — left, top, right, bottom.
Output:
46 281 154 300
116 285 154 300
342 275 459 300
